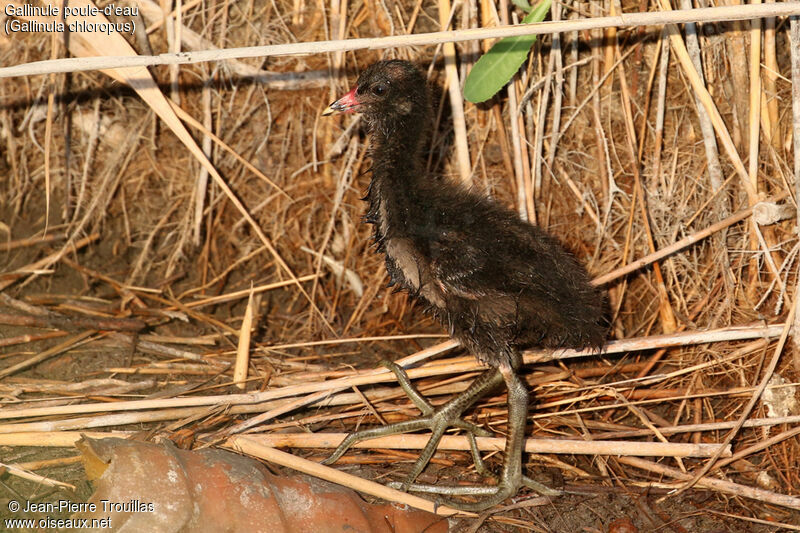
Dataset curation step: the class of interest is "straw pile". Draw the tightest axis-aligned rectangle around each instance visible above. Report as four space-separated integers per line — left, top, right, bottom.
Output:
1 0 799 529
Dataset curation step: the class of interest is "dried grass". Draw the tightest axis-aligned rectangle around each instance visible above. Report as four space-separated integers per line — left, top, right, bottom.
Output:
1 0 799 527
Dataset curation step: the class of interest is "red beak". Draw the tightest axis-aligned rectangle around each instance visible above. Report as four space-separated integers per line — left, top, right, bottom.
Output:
322 86 360 116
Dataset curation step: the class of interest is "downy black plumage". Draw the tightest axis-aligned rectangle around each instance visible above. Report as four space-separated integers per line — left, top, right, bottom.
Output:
323 59 606 510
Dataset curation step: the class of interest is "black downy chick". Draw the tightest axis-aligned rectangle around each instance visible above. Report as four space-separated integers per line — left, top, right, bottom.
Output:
323 60 606 511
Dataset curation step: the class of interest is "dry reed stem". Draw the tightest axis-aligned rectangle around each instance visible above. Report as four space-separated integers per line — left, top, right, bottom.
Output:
745 5 786 293
656 0 753 200
792 16 800 371
0 331 68 347
226 436 471 517
620 456 800 511
545 0 564 176
0 461 75 490
3 4 800 78
0 432 133 447
109 333 224 366
523 322 785 363
167 0 181 104
230 433 730 458
749 8 763 195
438 0 471 183
589 414 800 440
636 26 663 163
263 333 446 351
233 286 255 389
507 65 528 220
763 0 780 147
590 192 788 286
42 33 57 234
0 324 785 421
10 455 83 471
139 334 215 346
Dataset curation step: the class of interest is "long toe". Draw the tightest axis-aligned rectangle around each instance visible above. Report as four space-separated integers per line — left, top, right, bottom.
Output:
323 417 435 465
390 477 537 512
322 368 502 485
523 475 562 496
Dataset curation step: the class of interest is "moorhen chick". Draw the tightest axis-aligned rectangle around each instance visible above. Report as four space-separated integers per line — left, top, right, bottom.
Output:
322 60 606 511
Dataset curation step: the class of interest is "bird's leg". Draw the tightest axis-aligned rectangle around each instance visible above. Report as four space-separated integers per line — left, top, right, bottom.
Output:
323 364 503 487
399 364 560 511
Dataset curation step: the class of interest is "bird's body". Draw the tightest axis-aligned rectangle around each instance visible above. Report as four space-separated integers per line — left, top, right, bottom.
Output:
358 61 604 370
323 60 605 510
370 166 606 369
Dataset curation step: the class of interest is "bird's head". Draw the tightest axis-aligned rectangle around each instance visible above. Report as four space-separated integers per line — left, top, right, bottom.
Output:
323 60 429 133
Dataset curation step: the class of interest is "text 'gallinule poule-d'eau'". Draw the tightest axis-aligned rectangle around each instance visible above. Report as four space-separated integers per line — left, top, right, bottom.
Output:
322 59 606 511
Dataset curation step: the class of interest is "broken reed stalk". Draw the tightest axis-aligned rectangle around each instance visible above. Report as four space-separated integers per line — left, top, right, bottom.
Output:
0 232 66 252
9 455 83 471
233 286 255 389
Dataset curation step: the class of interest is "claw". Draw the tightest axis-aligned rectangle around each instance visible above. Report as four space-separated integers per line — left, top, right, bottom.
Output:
323 366 502 486
321 364 554 511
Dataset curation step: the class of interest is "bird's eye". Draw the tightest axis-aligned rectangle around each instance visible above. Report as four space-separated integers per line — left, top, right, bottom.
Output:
372 83 387 96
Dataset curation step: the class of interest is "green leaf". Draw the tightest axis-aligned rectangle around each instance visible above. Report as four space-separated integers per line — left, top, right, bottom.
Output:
511 0 532 12
463 0 552 104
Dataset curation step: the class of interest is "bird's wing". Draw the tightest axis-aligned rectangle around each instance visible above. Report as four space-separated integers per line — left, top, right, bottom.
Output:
426 227 518 300
425 221 579 305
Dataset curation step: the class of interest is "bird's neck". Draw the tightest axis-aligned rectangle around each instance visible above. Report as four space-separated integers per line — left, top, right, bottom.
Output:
369 118 426 186
365 117 428 242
